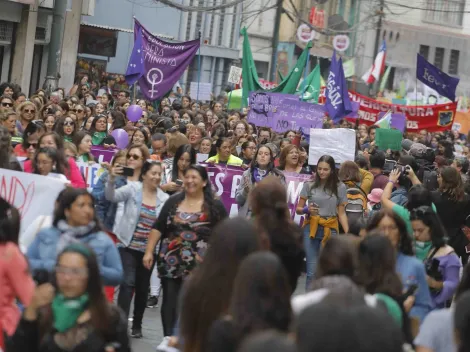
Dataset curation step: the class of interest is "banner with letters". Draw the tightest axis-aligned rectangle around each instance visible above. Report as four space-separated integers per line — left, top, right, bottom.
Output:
0 168 66 233
204 164 313 225
90 146 117 163
347 91 456 132
247 92 324 133
77 162 107 192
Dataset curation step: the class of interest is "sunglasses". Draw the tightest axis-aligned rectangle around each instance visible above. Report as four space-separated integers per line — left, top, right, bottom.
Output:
64 120 74 126
24 109 35 114
26 142 38 149
1 102 13 107
127 154 142 161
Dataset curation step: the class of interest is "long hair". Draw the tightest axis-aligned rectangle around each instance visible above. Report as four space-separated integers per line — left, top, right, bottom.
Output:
338 161 361 183
356 233 403 297
410 206 447 248
439 166 465 202
172 144 196 182
21 121 44 151
230 252 292 343
249 145 284 184
72 131 94 162
52 188 101 232
406 184 433 211
53 116 77 139
0 126 12 169
89 114 108 134
183 164 222 222
367 209 414 256
278 144 300 170
32 147 67 176
313 155 339 197
0 197 20 244
130 127 150 147
454 291 470 352
38 243 114 341
180 218 262 352
38 132 70 174
316 236 358 280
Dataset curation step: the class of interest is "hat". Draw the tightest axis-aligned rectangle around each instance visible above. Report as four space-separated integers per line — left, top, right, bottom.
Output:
367 188 383 205
409 143 427 158
401 139 413 152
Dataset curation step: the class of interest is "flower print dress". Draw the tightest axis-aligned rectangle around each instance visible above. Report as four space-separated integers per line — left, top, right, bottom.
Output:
157 206 212 279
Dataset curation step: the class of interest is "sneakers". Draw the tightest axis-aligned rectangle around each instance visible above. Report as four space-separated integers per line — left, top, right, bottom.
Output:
131 327 143 338
147 295 159 308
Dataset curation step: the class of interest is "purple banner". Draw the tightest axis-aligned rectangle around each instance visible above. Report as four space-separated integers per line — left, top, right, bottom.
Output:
378 111 406 132
247 92 324 133
125 19 200 101
204 164 314 224
90 146 117 163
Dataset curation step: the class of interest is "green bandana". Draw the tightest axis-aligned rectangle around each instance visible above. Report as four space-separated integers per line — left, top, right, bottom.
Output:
64 135 73 143
92 131 107 146
415 241 433 261
52 293 89 333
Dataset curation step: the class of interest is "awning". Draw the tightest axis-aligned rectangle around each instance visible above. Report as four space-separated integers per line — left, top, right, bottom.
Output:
80 22 174 40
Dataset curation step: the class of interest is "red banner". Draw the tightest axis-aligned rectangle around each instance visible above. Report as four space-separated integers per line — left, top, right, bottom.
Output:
346 92 456 132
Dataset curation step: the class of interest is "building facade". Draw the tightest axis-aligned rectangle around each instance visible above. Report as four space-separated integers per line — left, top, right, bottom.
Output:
356 0 469 97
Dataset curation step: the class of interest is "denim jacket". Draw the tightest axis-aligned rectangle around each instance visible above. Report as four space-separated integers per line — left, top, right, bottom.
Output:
27 226 123 286
91 171 127 231
105 179 169 246
391 187 408 207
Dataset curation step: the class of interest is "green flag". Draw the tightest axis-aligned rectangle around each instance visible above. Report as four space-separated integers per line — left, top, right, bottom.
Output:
240 27 312 107
379 66 392 92
298 65 321 102
342 59 355 78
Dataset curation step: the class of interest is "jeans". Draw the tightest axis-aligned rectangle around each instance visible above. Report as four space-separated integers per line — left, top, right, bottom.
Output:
117 247 155 328
303 225 337 290
161 277 183 337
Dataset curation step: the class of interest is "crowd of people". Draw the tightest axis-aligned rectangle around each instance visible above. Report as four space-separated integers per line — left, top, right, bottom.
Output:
1 77 470 352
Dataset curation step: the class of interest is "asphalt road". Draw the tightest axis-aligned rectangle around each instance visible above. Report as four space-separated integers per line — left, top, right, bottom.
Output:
127 275 307 351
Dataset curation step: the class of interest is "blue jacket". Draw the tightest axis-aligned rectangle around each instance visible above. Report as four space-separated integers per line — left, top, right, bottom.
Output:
396 252 433 324
105 179 169 246
91 171 127 231
391 187 408 207
27 226 123 286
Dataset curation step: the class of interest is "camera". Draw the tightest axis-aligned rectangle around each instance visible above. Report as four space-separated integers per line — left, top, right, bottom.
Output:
425 258 443 293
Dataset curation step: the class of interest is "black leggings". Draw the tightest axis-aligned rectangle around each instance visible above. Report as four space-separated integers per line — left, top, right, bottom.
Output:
160 277 183 336
117 247 155 328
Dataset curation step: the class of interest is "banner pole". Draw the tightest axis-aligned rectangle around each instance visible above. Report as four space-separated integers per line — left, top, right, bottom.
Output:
227 83 233 109
301 42 310 101
197 30 202 102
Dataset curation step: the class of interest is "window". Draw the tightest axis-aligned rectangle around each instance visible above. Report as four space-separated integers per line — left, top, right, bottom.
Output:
449 50 460 75
434 47 445 70
425 0 464 26
419 45 430 60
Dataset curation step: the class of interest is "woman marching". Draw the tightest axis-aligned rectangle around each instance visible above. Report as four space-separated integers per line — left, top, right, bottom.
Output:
105 160 169 338
296 155 349 289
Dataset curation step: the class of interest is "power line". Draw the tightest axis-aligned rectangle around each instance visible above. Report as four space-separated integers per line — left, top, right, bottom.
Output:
154 0 246 12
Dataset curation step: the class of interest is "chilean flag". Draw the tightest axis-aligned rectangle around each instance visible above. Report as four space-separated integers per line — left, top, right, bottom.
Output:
362 40 386 84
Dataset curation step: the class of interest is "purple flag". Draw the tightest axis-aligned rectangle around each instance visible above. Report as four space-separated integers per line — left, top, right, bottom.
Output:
416 54 459 101
125 19 200 101
325 51 352 122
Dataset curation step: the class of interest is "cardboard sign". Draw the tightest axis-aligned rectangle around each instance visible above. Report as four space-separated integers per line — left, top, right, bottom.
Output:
308 128 356 165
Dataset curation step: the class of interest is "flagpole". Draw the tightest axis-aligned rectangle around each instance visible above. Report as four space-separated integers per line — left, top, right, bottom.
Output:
196 30 202 102
301 42 311 101
227 83 233 108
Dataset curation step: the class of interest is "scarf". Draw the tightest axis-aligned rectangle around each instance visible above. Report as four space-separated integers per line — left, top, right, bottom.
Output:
92 131 107 146
56 220 96 255
415 240 433 261
253 167 267 183
64 135 73 143
52 293 89 333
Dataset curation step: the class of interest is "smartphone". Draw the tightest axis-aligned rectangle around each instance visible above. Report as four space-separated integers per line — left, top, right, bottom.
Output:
121 167 134 177
175 179 183 186
403 284 418 298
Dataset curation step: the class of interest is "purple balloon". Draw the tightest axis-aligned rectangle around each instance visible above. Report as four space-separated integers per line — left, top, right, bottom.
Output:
111 129 129 149
127 104 143 122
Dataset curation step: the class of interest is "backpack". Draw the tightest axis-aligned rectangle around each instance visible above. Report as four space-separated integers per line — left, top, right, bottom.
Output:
345 185 367 225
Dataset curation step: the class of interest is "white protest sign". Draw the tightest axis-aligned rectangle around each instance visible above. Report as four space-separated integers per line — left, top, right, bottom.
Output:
0 168 66 233
333 35 350 52
190 82 212 101
308 128 356 165
76 162 107 192
228 66 242 84
297 24 316 43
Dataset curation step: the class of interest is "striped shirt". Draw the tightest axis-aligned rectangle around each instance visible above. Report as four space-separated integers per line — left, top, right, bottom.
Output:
128 203 157 252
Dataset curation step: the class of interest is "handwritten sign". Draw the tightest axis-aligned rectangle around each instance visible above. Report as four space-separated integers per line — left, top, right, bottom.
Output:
90 146 117 163
247 92 324 133
0 168 66 233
